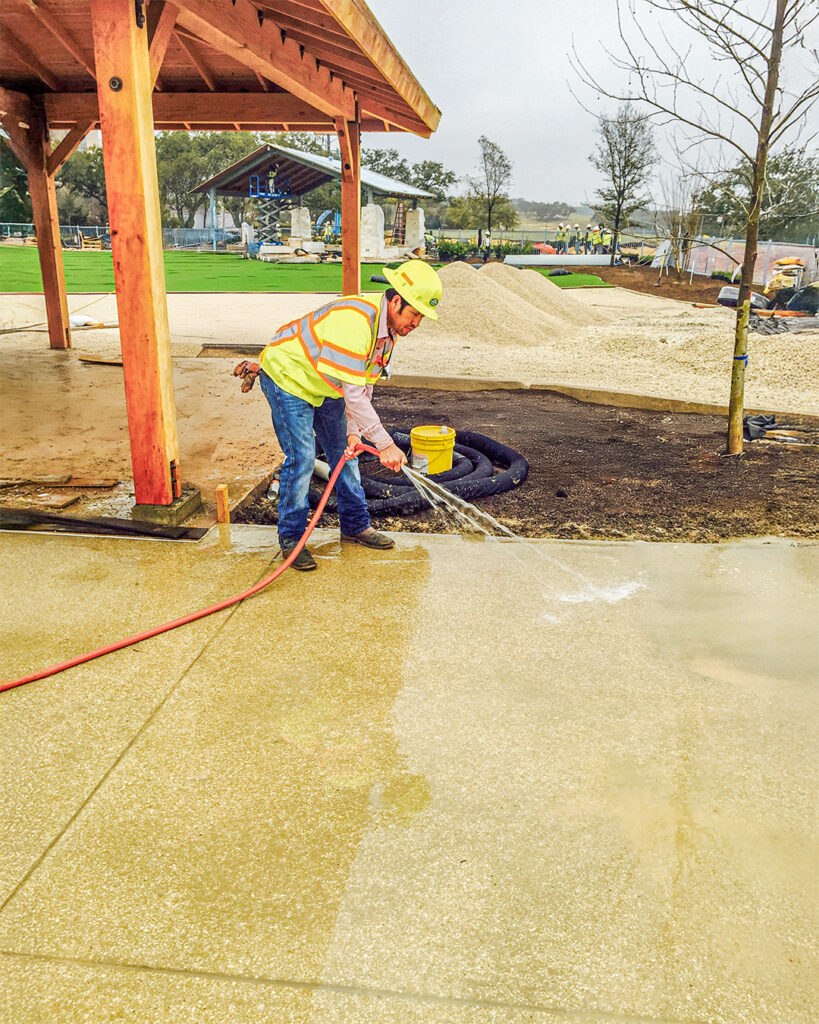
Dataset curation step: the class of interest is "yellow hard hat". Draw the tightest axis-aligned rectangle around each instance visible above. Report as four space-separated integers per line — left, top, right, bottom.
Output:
382 259 443 321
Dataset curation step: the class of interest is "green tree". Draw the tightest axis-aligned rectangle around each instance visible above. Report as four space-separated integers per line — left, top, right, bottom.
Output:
0 138 31 222
589 103 657 265
361 146 411 181
410 160 457 200
154 130 262 227
442 196 480 229
58 145 107 222
467 136 514 231
695 146 819 242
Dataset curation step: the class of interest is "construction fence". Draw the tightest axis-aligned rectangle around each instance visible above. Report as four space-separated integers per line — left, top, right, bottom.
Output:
0 223 239 249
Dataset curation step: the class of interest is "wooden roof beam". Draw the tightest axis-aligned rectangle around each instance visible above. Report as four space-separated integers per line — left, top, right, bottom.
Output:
358 95 430 137
44 91 335 126
147 2 178 89
0 85 34 126
21 0 96 79
319 0 440 133
0 24 61 92
255 3 373 54
172 0 355 120
175 32 217 90
46 119 95 175
241 16 410 97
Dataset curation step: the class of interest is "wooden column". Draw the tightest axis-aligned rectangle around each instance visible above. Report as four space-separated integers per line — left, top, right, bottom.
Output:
90 0 179 506
4 102 72 350
337 115 360 296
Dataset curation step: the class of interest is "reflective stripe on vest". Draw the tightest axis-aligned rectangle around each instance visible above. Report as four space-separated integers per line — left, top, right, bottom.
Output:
261 296 392 400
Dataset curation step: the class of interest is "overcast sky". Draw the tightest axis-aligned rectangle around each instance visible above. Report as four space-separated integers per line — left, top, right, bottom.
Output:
366 0 819 205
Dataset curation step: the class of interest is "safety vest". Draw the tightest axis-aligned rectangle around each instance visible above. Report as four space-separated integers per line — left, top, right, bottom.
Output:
585 230 593 242
260 296 394 406
592 228 601 242
556 228 565 242
602 230 613 245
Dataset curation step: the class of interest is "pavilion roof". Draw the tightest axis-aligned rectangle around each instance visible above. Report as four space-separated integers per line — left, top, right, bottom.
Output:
192 142 434 199
0 0 440 136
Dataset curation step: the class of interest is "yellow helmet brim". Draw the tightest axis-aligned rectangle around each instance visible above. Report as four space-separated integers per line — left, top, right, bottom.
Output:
382 265 439 320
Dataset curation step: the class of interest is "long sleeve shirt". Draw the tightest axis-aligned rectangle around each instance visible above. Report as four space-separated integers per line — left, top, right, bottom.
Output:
329 294 396 451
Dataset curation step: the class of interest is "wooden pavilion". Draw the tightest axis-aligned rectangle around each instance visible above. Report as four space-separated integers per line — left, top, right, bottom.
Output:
0 1 439 507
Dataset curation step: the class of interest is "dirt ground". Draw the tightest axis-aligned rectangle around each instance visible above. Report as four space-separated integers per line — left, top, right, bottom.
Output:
235 387 819 543
574 263 740 304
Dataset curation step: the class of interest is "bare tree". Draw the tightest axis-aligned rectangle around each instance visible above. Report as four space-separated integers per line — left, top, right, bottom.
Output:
590 103 657 265
574 0 819 453
655 167 702 279
467 136 514 232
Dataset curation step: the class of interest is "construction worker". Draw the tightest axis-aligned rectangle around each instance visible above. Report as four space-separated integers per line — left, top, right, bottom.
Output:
592 225 601 253
555 224 565 254
572 224 580 252
483 229 492 262
322 219 333 244
601 226 613 252
584 225 593 254
235 260 443 571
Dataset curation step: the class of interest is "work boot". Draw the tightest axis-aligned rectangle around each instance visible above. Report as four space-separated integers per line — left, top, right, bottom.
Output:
340 527 394 550
280 541 317 571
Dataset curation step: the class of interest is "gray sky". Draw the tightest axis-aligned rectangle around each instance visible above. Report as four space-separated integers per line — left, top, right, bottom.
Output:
366 0 819 205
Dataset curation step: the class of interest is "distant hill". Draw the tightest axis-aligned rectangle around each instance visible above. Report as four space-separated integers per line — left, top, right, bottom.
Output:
512 197 594 223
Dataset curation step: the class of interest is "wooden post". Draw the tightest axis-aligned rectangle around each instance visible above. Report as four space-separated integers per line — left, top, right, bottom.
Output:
90 0 180 506
215 484 230 523
22 103 72 350
337 115 360 296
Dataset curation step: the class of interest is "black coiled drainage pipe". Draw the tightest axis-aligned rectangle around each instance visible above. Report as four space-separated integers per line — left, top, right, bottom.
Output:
309 429 529 514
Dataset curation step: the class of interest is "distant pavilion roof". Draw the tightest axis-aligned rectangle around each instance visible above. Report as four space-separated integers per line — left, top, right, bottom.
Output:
192 143 434 200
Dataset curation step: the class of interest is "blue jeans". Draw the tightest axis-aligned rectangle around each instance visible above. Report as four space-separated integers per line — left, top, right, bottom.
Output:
259 371 370 544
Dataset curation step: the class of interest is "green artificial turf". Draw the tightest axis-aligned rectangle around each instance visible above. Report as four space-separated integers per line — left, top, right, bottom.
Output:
0 246 395 293
533 270 613 288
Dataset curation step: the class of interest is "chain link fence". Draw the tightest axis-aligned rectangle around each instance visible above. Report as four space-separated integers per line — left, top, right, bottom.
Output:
0 223 240 249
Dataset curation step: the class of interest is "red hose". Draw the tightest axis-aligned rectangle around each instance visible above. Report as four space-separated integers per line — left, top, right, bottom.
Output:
1 444 382 693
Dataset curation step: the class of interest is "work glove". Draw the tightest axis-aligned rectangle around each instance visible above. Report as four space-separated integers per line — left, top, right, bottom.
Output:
233 360 260 393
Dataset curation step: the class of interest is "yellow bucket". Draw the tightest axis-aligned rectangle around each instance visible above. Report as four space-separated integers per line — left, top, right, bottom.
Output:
410 424 456 475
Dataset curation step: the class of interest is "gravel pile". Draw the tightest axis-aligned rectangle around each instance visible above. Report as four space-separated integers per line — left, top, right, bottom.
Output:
479 262 601 327
415 261 577 347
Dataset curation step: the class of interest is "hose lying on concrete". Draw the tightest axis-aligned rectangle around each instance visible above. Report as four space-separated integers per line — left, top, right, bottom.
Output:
310 429 529 515
1 444 381 694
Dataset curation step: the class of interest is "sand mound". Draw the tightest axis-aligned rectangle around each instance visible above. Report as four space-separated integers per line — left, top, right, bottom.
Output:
417 261 569 347
479 262 600 326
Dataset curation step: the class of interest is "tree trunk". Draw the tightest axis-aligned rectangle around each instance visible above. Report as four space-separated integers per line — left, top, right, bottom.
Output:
727 0 786 454
611 203 622 267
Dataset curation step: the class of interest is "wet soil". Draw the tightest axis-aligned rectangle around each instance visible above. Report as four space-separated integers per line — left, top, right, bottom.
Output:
235 388 818 542
574 264 752 305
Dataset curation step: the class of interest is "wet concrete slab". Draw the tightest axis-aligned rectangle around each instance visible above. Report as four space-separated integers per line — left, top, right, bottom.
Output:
0 528 816 1023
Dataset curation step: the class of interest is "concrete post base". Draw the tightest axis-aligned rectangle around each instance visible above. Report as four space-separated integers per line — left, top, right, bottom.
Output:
132 486 202 526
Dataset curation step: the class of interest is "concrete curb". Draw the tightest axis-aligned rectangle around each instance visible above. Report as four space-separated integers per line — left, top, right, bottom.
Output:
382 374 819 422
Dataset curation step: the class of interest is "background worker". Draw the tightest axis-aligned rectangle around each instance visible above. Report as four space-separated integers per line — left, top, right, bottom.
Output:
237 260 443 572
483 229 492 262
592 225 601 253
584 225 593 253
601 226 613 252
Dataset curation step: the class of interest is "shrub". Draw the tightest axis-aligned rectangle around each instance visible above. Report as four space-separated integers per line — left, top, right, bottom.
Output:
494 241 535 256
436 240 472 261
711 269 737 281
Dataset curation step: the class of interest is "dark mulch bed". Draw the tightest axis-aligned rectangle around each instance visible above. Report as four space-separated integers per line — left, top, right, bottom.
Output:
574 264 755 305
235 389 818 543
